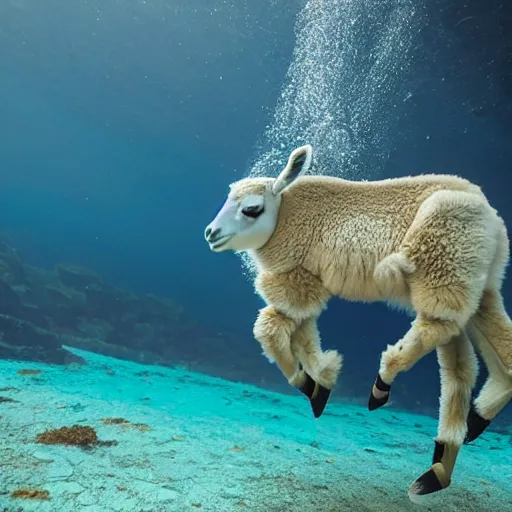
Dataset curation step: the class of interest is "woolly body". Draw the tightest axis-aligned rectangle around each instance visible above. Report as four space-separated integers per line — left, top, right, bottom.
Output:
204 145 512 498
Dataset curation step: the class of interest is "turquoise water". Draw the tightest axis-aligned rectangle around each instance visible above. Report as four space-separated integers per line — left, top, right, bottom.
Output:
1 0 511 510
1 348 510 511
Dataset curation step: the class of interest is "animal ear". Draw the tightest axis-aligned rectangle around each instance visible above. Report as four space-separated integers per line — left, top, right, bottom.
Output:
272 144 312 195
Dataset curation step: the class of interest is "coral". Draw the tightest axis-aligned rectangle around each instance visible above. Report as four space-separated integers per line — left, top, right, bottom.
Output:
36 425 98 446
11 488 50 500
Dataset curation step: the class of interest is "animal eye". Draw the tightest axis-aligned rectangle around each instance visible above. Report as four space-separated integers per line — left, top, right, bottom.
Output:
242 205 264 218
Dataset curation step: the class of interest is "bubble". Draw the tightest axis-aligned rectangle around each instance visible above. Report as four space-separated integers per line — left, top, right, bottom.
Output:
247 0 422 179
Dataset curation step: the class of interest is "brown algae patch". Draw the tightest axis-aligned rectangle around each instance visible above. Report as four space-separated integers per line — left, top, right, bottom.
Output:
11 488 50 500
101 417 152 432
35 425 117 447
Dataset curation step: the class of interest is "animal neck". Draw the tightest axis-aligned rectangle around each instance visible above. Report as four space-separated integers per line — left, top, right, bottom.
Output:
248 229 304 275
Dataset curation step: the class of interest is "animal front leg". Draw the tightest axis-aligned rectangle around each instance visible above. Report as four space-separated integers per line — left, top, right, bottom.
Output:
290 317 343 418
369 315 460 411
254 266 334 417
253 305 301 383
409 331 477 498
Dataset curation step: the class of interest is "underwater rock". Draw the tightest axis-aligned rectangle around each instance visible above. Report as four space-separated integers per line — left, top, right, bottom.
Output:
16 264 85 329
138 293 186 323
56 263 103 290
0 314 84 365
84 282 139 319
0 241 24 285
20 304 51 329
76 317 112 340
106 319 170 353
0 314 60 349
0 241 282 390
45 283 86 308
0 278 23 318
23 264 58 292
45 304 81 331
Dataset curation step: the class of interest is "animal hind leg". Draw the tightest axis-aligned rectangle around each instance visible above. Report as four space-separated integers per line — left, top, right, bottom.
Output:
409 330 478 499
370 189 494 411
369 315 460 410
465 290 512 442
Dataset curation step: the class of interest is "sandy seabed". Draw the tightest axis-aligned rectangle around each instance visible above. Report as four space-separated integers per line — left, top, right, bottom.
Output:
0 347 510 512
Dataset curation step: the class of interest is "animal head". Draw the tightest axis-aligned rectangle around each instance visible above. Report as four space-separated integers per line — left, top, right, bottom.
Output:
204 144 313 252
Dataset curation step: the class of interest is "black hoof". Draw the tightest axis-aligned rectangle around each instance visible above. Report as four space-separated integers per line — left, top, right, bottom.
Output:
464 403 491 444
368 373 391 411
310 383 331 418
298 373 331 418
409 467 444 498
408 440 455 502
368 392 389 411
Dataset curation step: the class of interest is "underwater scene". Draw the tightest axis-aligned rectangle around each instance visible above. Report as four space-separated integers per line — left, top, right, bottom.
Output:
0 0 511 511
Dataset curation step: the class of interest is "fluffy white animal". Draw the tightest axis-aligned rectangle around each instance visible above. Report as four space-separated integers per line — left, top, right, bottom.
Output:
204 144 512 498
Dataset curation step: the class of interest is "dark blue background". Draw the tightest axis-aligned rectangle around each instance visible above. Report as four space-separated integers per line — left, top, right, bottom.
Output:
0 0 510 421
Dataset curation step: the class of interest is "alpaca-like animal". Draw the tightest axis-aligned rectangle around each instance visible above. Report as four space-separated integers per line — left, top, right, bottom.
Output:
203 144 512 498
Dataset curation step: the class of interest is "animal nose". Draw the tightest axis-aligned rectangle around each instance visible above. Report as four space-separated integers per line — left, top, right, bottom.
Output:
205 226 221 242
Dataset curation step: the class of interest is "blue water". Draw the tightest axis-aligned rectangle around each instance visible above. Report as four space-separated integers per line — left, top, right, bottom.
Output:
0 0 510 510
